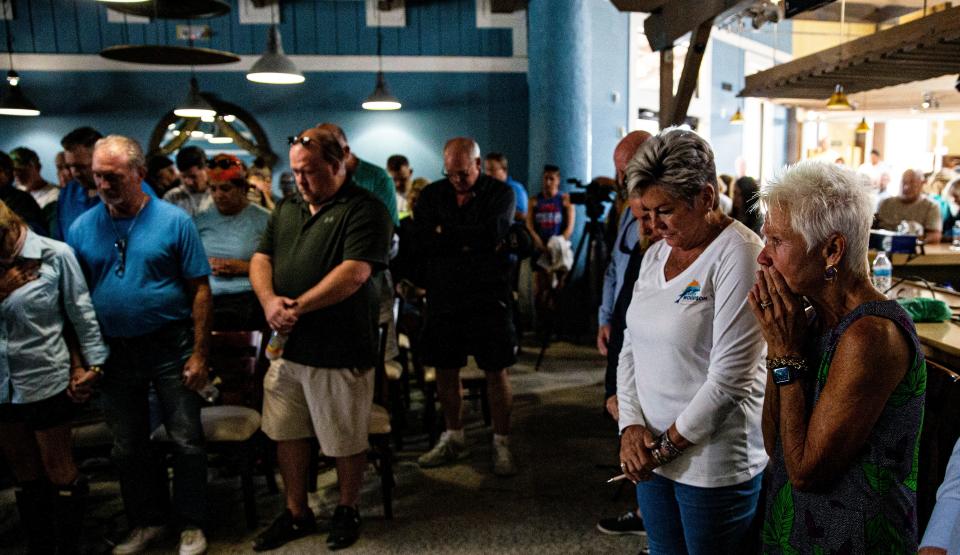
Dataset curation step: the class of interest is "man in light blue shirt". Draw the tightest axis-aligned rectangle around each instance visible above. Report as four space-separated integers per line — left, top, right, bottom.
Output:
920 436 960 554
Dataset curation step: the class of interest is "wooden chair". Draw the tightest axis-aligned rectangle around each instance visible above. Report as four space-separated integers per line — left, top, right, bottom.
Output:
151 329 275 529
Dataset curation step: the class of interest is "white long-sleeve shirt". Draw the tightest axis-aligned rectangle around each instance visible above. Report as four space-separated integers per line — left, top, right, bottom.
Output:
617 220 767 488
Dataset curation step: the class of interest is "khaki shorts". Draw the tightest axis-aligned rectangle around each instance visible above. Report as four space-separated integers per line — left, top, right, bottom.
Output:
261 359 374 457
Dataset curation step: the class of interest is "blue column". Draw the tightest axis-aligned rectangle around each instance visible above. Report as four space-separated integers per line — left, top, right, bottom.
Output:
527 0 591 195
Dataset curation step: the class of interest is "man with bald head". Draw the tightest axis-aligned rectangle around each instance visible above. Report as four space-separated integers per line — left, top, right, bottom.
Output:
66 135 212 555
415 137 518 476
877 168 943 244
250 126 391 551
595 131 659 537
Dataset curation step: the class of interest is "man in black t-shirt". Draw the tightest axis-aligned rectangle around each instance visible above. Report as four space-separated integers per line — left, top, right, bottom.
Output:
415 137 519 476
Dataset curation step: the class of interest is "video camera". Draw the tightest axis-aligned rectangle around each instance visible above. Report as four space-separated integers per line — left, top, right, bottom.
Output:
567 177 615 221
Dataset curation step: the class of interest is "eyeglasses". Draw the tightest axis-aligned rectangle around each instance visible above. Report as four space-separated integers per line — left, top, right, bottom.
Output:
114 239 127 277
207 158 242 170
441 169 473 183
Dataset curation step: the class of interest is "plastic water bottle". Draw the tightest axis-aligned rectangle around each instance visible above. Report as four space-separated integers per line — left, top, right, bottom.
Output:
265 330 288 360
951 221 960 251
872 251 892 294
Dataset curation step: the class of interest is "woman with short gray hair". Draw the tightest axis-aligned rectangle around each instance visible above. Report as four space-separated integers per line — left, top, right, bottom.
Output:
617 127 768 553
751 160 924 552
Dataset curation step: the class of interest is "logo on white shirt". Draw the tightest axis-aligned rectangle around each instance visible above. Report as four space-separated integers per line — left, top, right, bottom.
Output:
676 280 708 304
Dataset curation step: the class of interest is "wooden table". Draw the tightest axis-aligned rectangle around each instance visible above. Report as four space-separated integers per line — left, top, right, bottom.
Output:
874 244 960 285
887 280 960 374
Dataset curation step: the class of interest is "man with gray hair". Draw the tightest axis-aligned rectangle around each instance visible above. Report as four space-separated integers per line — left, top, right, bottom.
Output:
877 168 943 244
415 137 519 476
66 135 213 555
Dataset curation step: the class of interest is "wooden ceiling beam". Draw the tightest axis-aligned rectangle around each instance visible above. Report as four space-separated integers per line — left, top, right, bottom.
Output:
642 0 745 51
741 5 960 99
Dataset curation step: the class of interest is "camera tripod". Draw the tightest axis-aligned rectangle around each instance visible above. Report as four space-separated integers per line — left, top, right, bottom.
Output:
534 210 609 370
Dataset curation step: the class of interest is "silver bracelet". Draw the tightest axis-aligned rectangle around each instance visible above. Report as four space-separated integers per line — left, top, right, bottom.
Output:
655 432 684 464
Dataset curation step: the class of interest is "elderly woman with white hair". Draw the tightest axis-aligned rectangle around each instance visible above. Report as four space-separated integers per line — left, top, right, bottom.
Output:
751 160 925 553
617 127 768 553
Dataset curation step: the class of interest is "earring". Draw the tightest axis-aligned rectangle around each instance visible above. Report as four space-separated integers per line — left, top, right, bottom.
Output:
824 265 838 281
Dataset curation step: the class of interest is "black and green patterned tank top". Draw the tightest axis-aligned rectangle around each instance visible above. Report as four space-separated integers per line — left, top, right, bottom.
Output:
763 300 926 555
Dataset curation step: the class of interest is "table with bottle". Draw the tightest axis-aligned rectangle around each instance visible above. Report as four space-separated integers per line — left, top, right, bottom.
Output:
869 242 960 287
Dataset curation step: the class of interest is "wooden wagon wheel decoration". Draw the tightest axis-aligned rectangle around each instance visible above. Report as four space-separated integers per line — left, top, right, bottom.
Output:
147 94 278 168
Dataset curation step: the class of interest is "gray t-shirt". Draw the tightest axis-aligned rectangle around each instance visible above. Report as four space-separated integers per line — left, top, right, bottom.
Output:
163 185 213 217
877 196 943 232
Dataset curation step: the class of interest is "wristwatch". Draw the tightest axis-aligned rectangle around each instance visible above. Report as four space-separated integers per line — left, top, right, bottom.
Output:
772 365 803 385
769 355 807 386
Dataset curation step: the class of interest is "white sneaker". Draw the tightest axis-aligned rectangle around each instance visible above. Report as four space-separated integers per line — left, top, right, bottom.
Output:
492 441 517 476
178 527 208 555
112 525 166 555
418 431 468 468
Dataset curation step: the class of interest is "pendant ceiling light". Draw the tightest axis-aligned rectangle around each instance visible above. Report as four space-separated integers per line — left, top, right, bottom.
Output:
0 0 40 116
729 20 745 125
855 117 870 134
826 0 853 111
174 77 216 118
362 6 401 111
247 24 304 85
826 83 852 110
729 108 745 125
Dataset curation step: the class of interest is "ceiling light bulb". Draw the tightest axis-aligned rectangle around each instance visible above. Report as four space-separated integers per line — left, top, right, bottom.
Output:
247 25 305 85
362 72 402 111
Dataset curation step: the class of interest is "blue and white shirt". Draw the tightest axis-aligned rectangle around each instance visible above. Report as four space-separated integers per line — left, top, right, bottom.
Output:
0 230 108 404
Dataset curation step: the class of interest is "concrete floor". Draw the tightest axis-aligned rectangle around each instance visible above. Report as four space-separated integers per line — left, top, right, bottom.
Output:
0 340 647 554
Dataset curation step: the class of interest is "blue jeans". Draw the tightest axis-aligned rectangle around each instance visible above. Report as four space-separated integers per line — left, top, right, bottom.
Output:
635 472 762 555
101 321 207 528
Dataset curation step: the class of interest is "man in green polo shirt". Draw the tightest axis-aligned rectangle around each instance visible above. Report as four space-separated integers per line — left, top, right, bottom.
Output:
250 126 391 552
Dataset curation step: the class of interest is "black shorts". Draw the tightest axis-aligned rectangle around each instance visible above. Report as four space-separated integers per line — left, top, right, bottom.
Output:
0 389 76 431
421 299 517 371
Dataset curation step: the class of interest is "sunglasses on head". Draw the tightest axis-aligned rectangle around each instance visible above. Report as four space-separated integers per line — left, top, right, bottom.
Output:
288 135 316 148
207 158 242 170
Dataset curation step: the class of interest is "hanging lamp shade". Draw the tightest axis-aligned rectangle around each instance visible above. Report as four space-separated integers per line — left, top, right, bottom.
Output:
362 72 401 111
246 25 304 85
729 107 744 125
826 84 852 110
174 77 216 118
0 71 40 117
855 117 871 134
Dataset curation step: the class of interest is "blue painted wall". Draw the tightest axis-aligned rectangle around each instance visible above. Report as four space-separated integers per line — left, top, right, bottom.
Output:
1 0 513 57
589 0 629 181
711 39 745 176
0 0 530 189
0 70 529 190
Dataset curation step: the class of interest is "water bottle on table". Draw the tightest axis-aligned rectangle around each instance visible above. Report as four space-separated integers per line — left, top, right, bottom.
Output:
872 251 892 294
951 221 960 251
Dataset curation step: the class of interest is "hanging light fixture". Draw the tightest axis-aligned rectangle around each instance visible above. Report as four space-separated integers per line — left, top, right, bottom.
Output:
174 77 216 118
729 107 745 125
362 5 401 111
0 0 40 116
826 84 852 110
854 117 870 134
826 0 852 110
246 20 304 85
729 19 745 125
